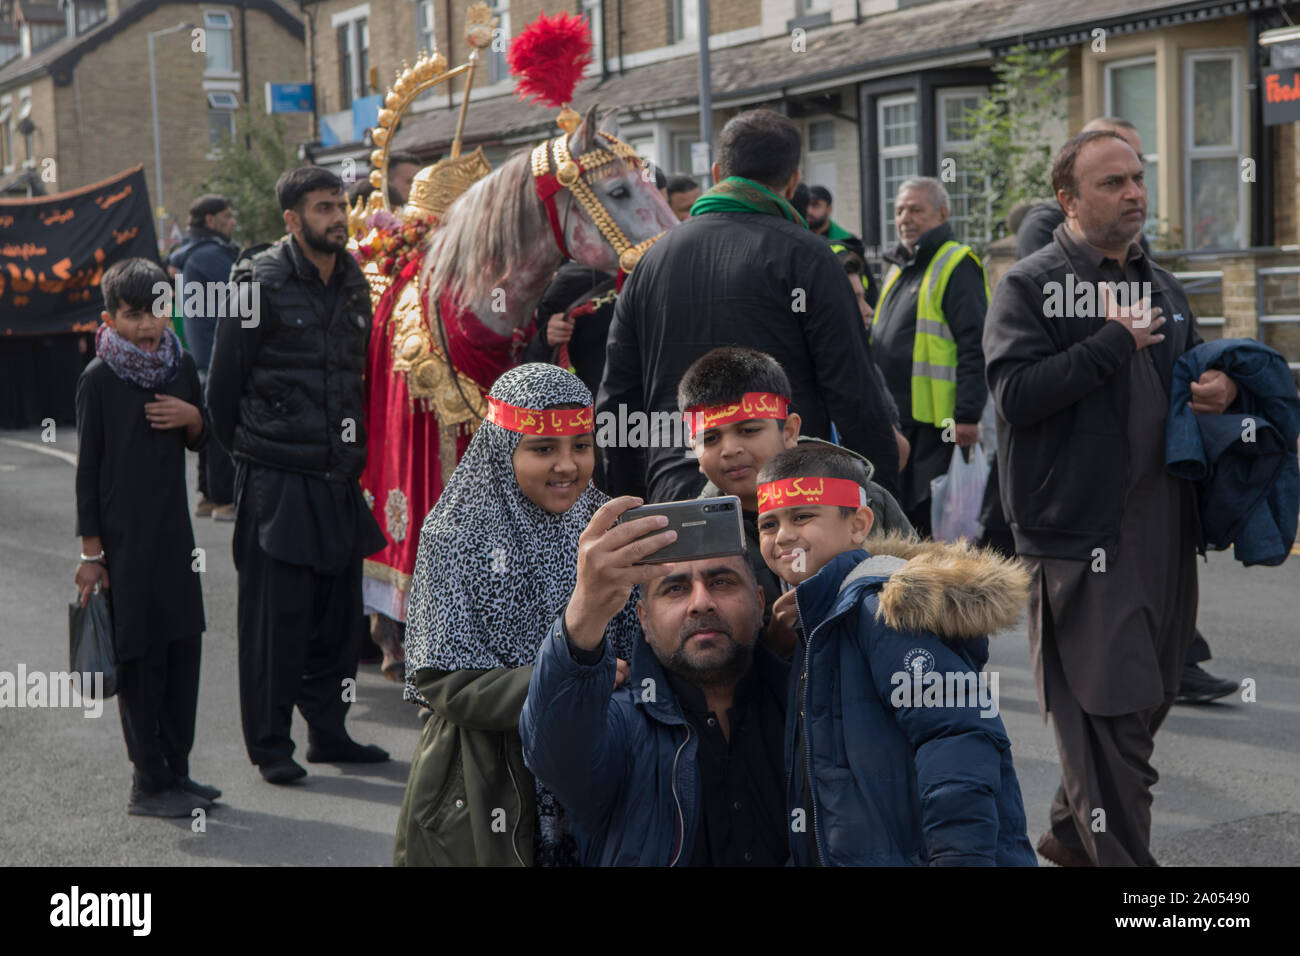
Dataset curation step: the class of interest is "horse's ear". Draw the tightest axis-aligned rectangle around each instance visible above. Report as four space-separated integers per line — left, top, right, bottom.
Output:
598 108 619 139
573 102 601 154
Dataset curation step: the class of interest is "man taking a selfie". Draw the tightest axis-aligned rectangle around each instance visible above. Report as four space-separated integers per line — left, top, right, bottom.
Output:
520 497 788 866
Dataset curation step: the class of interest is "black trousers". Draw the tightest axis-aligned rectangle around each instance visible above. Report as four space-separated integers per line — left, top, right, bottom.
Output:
116 636 202 792
234 518 363 766
201 440 236 504
1039 572 1197 866
195 371 234 504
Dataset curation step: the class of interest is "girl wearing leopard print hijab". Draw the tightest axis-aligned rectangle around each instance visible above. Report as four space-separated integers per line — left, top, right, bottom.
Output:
394 363 639 867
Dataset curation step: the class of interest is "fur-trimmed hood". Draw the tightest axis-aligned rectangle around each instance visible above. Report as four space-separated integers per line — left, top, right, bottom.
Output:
840 532 1031 640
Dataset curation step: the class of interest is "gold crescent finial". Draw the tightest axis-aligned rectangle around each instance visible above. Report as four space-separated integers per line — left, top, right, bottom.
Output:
366 3 488 214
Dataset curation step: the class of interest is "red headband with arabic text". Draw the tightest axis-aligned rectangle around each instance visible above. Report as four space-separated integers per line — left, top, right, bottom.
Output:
756 476 868 514
685 392 790 438
486 396 595 436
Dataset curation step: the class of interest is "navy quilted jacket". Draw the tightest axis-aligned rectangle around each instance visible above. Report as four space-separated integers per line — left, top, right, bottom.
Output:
1167 339 1300 566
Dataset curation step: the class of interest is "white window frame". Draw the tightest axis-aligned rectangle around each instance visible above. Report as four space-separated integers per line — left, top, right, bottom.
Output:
18 95 32 167
936 86 988 244
672 0 699 45
807 117 835 153
333 4 370 108
329 3 370 28
805 118 837 203
416 0 435 55
202 10 235 76
0 94 11 173
581 0 602 74
413 0 438 102
485 0 511 85
878 93 919 246
1183 48 1247 249
207 91 238 153
670 131 697 178
1103 54 1159 236
67 0 108 36
0 103 10 173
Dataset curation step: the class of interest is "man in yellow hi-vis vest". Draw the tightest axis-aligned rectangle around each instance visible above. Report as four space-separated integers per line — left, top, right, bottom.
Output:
870 176 989 535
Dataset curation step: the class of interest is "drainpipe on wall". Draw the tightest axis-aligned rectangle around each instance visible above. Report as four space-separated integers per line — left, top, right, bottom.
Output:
446 0 454 110
600 0 608 81
617 0 624 75
1248 11 1272 247
240 0 250 149
297 0 318 143
697 0 712 188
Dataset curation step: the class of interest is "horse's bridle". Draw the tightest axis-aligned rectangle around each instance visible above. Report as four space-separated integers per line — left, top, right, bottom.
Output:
531 130 665 287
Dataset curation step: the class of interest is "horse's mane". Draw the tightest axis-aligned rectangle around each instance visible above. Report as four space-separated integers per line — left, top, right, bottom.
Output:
422 148 549 318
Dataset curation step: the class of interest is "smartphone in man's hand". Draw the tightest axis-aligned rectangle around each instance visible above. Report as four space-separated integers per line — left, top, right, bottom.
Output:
616 496 745 565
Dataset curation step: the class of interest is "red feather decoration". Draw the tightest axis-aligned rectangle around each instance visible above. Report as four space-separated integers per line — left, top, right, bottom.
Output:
507 11 592 108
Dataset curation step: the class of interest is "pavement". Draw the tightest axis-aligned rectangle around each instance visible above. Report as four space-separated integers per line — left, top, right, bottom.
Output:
1 425 1297 866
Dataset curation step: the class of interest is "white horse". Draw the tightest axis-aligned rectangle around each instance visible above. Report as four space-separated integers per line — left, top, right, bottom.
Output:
421 103 677 349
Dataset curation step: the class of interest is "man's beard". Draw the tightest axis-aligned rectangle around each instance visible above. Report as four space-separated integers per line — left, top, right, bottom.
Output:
806 212 827 230
302 219 348 254
659 612 754 689
1089 203 1147 251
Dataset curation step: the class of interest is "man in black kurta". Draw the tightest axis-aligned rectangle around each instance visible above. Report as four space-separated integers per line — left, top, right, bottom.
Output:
1012 117 1236 707
984 132 1240 866
207 167 387 784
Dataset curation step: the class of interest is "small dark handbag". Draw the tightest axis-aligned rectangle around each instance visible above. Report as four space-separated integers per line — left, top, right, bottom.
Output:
68 588 118 699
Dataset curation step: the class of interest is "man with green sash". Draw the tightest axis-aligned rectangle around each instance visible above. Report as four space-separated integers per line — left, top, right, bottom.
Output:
597 108 900 503
870 176 989 536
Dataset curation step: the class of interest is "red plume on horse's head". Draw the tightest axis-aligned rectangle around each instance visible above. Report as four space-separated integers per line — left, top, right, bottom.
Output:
507 11 592 109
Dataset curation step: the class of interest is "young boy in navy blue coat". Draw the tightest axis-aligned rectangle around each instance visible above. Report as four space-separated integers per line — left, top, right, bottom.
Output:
756 443 1037 866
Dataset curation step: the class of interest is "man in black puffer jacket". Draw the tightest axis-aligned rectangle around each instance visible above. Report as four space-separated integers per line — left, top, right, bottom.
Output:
207 166 388 785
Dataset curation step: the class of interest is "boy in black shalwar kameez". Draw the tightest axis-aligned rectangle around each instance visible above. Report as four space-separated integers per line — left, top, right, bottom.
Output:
74 258 219 818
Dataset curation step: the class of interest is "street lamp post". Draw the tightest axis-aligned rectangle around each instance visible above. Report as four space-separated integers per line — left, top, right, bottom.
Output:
148 21 194 245
696 0 712 189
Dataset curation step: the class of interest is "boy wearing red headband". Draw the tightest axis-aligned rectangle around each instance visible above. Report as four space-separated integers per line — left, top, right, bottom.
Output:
755 443 1037 866
678 348 910 656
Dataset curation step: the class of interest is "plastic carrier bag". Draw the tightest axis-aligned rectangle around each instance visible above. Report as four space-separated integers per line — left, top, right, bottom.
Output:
930 443 990 542
68 588 118 699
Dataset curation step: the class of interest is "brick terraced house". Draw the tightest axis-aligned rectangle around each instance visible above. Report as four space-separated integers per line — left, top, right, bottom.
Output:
0 0 307 244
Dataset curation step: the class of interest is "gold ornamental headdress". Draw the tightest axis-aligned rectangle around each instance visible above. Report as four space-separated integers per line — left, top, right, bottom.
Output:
348 1 495 235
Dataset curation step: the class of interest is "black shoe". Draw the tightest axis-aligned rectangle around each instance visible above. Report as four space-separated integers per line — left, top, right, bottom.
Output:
1177 663 1239 704
306 737 389 764
259 758 308 785
128 785 210 818
179 777 222 801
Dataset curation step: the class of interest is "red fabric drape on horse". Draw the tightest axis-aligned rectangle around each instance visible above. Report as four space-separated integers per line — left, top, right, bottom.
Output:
360 270 533 621
439 288 537 390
